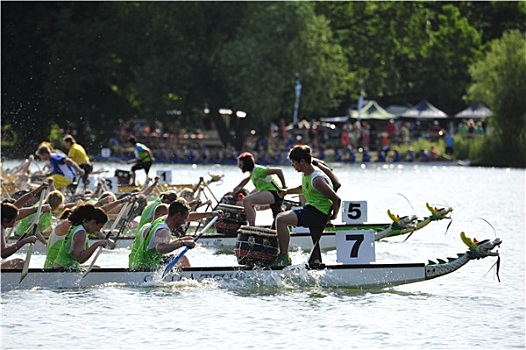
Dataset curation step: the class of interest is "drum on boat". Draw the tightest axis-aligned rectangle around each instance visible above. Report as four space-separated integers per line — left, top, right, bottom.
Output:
234 226 279 266
215 204 247 236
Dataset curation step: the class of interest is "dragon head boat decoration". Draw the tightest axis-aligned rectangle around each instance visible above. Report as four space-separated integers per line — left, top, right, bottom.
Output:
425 232 502 281
377 203 454 242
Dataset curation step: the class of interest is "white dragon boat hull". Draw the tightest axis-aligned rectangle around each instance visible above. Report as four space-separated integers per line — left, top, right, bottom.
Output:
1 233 502 292
1 263 427 292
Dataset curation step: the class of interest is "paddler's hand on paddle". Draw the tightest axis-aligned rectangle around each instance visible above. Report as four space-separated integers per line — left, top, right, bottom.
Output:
181 239 196 250
20 236 37 246
95 240 108 249
212 210 223 219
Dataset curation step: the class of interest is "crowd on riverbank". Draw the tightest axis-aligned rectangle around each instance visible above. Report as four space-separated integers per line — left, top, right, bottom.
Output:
95 117 482 165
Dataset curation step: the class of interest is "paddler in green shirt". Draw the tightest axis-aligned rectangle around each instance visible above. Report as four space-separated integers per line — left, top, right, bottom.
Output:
274 145 341 267
14 190 64 240
130 200 223 270
53 204 109 270
232 152 287 227
137 191 178 229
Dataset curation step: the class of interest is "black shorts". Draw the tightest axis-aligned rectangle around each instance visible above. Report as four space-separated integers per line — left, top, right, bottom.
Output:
268 190 284 219
131 161 153 174
294 205 330 227
79 163 92 183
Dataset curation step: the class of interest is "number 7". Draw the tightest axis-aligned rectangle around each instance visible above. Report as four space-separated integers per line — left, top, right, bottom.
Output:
345 234 364 258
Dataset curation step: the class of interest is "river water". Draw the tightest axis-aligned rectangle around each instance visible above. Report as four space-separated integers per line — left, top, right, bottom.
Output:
1 161 525 349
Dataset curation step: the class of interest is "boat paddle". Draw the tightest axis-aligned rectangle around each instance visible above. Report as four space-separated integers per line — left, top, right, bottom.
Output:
162 215 218 278
109 198 143 249
20 188 48 283
203 181 219 204
82 201 130 279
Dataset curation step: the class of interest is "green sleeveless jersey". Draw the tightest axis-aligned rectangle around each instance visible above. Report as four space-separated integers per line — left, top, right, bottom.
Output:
302 171 333 215
44 231 65 268
53 224 89 270
14 210 52 236
138 198 162 229
128 221 153 268
130 217 167 269
250 165 281 192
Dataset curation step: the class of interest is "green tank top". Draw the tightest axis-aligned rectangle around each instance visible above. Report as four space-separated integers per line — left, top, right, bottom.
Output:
135 143 152 162
138 198 162 229
250 165 281 192
128 222 152 268
14 210 52 236
130 217 167 269
53 224 89 270
302 171 333 215
44 231 65 268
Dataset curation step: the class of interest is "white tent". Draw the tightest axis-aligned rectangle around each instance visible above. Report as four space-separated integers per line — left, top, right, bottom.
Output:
400 100 448 119
349 100 397 120
454 102 493 120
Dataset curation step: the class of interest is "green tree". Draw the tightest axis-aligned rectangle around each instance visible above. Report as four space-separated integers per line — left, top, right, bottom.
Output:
218 2 350 133
467 30 526 167
417 4 482 113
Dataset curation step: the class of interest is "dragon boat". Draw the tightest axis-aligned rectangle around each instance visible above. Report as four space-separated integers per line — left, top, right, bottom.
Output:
1 232 501 292
8 203 453 254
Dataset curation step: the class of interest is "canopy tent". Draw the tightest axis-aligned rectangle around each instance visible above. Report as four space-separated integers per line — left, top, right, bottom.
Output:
386 105 410 117
454 102 493 120
349 100 397 120
400 100 448 119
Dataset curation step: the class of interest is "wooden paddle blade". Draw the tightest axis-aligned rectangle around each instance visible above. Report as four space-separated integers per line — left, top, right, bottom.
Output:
19 243 34 283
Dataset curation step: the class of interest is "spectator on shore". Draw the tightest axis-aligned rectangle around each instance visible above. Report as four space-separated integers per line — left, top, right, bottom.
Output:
445 131 454 156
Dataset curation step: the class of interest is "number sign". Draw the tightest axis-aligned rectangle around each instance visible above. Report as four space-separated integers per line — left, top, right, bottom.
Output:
341 201 367 224
156 170 172 184
336 230 375 264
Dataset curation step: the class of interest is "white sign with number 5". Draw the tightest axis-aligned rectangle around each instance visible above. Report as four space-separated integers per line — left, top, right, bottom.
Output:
341 201 367 224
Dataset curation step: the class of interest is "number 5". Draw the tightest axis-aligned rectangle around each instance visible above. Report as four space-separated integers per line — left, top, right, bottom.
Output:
346 202 362 220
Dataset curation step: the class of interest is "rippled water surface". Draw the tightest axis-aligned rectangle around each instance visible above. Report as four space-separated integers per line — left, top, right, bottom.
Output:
2 162 524 349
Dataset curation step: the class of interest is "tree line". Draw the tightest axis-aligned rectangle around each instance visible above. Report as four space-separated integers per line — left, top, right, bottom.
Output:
1 1 525 166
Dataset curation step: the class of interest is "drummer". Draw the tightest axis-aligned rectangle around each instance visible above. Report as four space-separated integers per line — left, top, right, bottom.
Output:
274 145 341 267
232 152 287 227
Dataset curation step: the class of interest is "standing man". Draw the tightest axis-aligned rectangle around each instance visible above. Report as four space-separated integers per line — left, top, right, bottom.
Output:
36 144 85 191
232 152 287 227
63 134 92 186
127 136 154 186
274 145 341 267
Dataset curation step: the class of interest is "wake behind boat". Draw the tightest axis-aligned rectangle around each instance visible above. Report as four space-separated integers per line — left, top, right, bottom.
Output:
1 232 501 292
